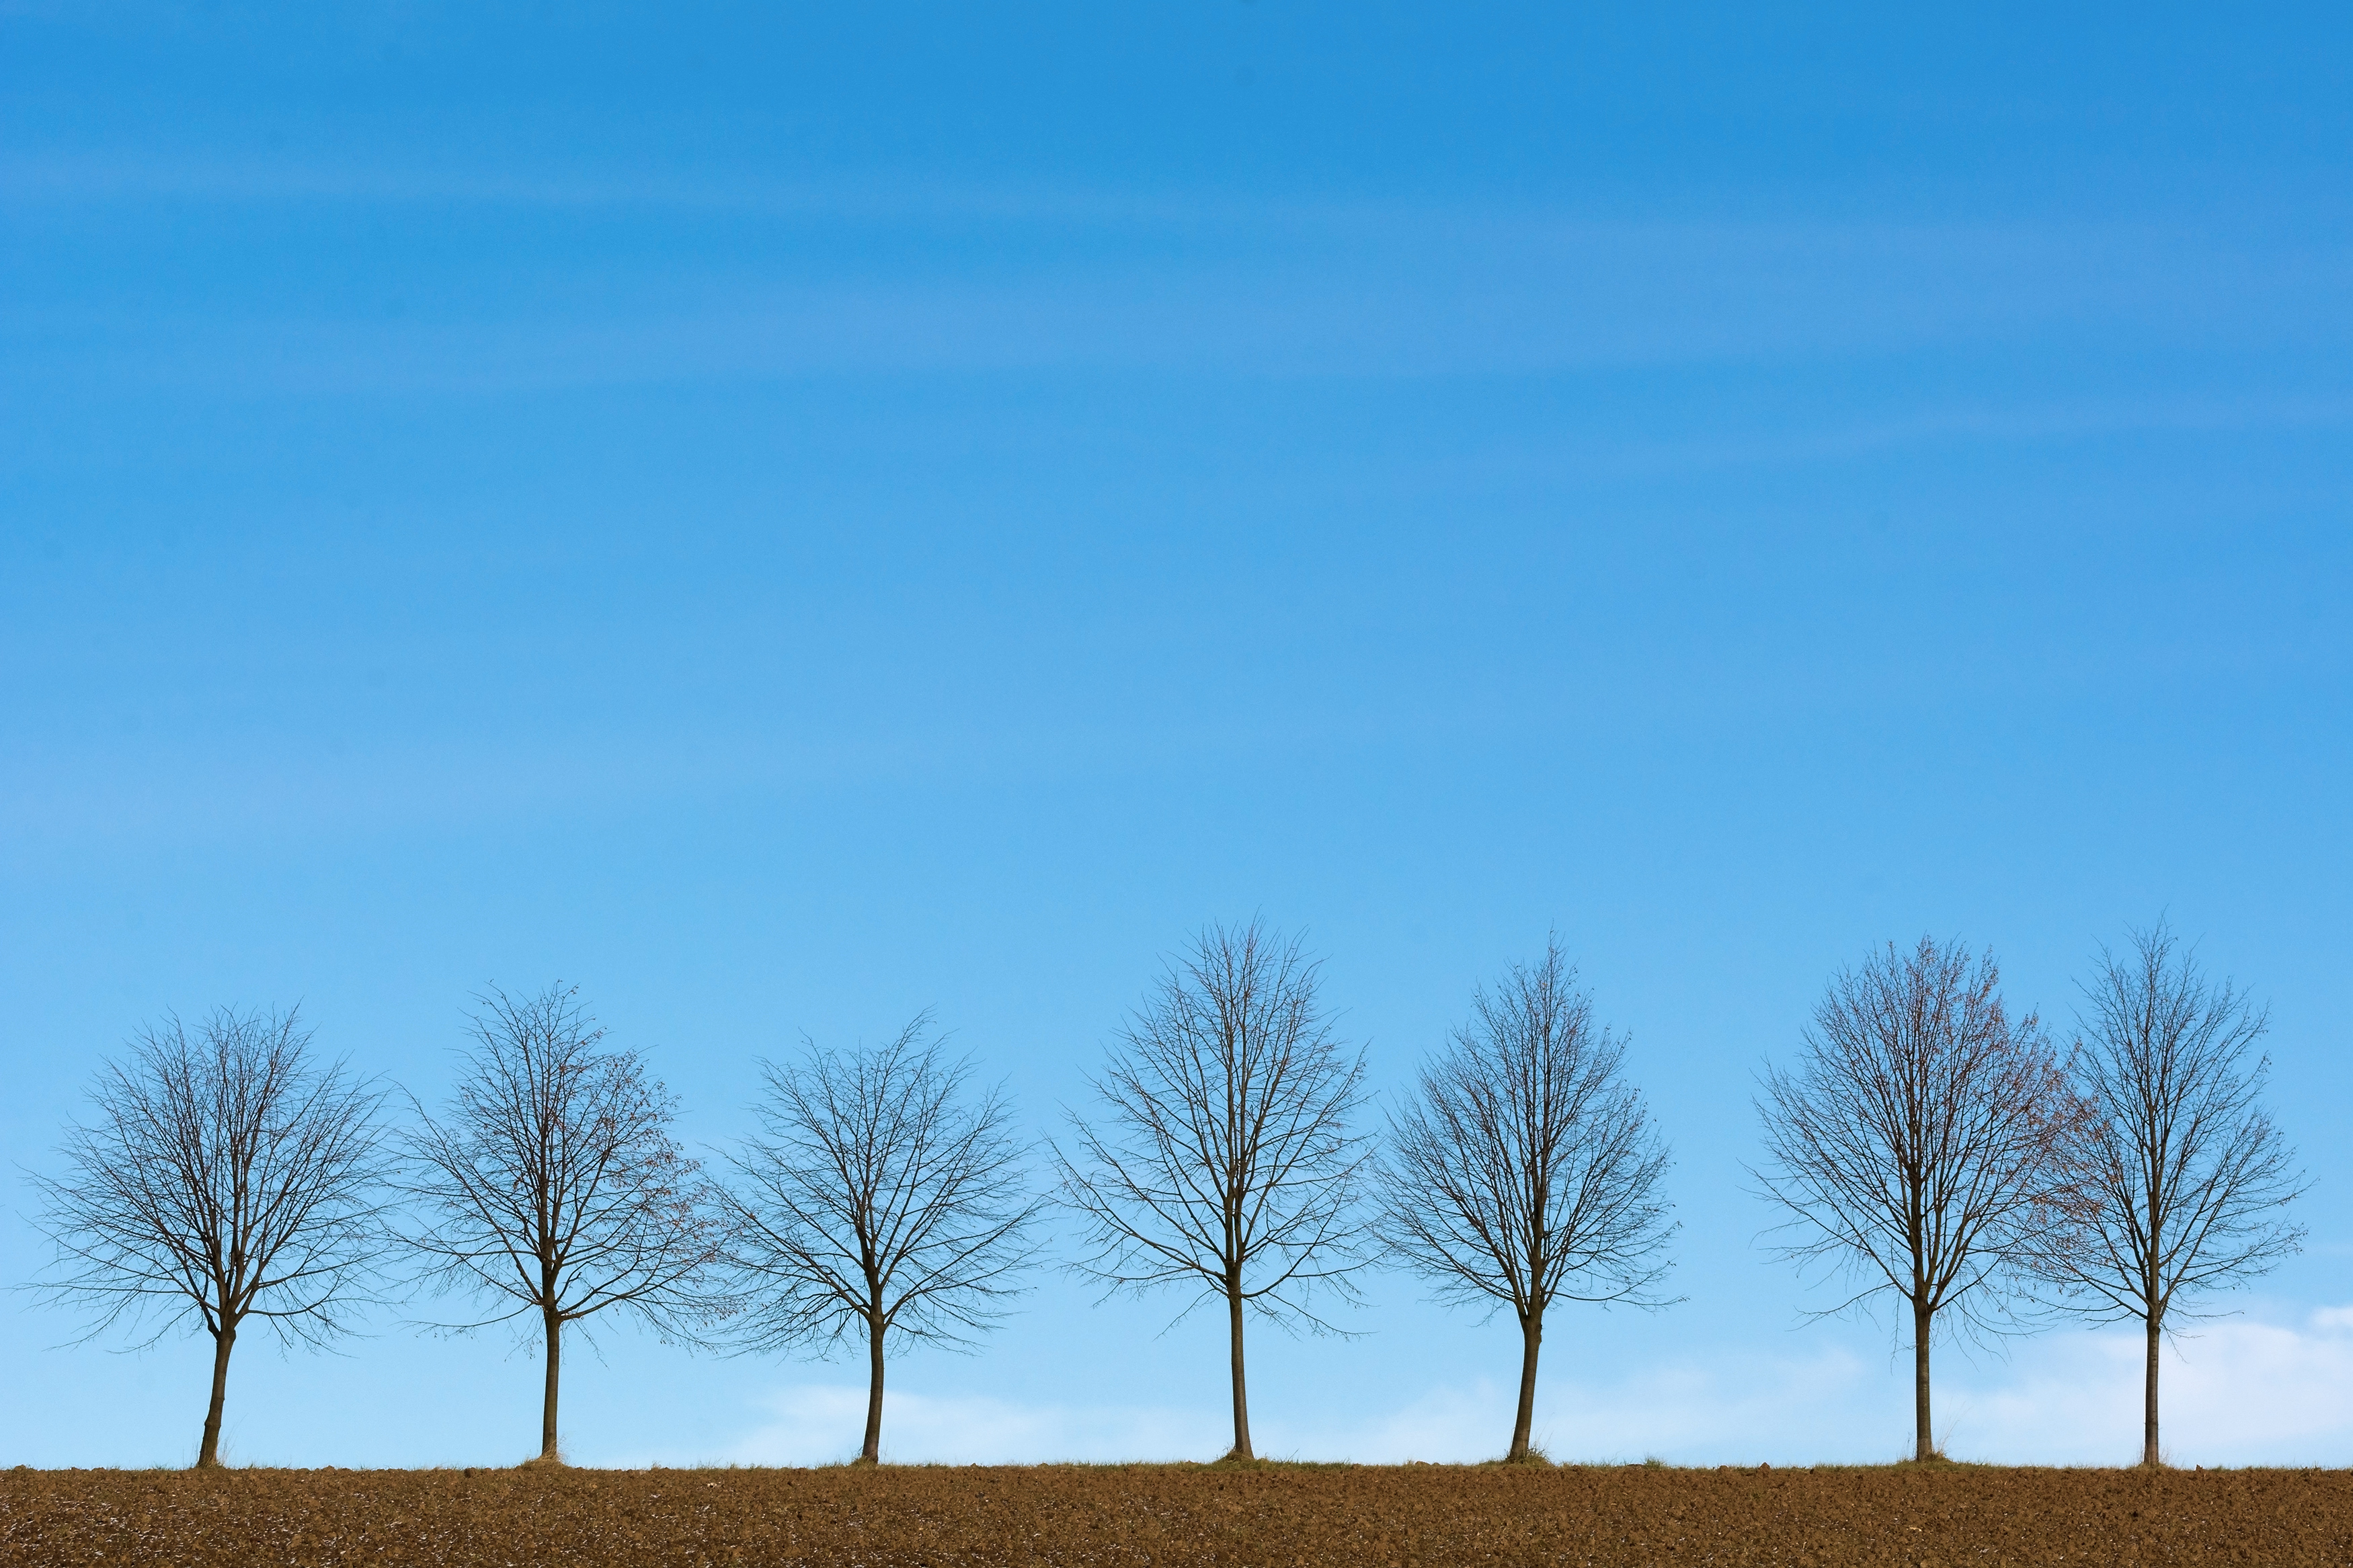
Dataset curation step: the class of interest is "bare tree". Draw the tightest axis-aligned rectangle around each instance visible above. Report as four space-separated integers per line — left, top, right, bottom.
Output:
1055 919 1369 1462
721 1014 1041 1463
26 1006 389 1467
402 984 729 1463
2032 923 2305 1467
1753 936 2074 1462
1379 939 1678 1462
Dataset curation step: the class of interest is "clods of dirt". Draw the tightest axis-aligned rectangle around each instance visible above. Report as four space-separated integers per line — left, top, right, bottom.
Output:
3 1461 2344 1566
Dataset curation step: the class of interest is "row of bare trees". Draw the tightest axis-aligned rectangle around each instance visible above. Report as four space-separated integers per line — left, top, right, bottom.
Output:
26 987 1035 1470
1755 927 2305 1467
25 921 2302 1471
1059 923 1676 1464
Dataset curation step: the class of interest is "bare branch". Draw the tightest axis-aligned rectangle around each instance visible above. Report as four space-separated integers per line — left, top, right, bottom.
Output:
721 1011 1042 1462
2025 921 2306 1464
1378 936 1678 1460
397 983 729 1461
24 1006 391 1467
1751 936 2076 1461
1051 919 1371 1460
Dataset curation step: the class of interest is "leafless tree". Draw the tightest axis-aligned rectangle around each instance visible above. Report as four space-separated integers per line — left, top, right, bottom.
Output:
1055 919 1370 1461
2032 923 2305 1467
721 1013 1042 1464
1378 939 1678 1462
401 984 729 1463
26 1006 389 1467
1753 936 2075 1462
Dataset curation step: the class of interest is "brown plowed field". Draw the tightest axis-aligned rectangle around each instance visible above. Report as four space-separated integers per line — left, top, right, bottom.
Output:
3 1462 2345 1566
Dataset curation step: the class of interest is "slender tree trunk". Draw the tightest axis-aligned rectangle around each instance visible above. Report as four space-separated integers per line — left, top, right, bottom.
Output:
541 1308 563 1462
2143 1313 2162 1468
861 1311 887 1464
1226 1278 1253 1461
1509 1310 1544 1462
196 1323 235 1469
1912 1298 1934 1462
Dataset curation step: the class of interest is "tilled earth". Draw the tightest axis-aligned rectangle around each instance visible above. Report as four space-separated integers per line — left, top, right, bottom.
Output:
3 1462 2344 1566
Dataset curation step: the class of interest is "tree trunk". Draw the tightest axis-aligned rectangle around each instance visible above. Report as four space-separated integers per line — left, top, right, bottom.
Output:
541 1308 563 1462
196 1323 235 1469
1508 1311 1543 1462
1912 1298 1934 1461
861 1312 887 1464
2143 1313 2162 1468
1226 1279 1253 1461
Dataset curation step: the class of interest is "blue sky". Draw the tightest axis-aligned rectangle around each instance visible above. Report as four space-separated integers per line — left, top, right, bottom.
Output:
4 1 2350 1469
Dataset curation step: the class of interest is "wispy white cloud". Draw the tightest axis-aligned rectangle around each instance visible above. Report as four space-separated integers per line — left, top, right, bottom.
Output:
713 1385 1230 1467
672 1308 2353 1469
1942 1307 2353 1467
1542 1309 2353 1467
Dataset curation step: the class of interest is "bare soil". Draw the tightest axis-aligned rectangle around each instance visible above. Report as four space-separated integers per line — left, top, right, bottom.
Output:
3 1461 2343 1566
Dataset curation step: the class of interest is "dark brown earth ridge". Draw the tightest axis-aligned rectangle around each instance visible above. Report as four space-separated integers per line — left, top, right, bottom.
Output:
4 1462 2342 1566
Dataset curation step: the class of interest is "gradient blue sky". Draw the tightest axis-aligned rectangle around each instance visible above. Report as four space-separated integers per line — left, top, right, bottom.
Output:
5 1 2350 1470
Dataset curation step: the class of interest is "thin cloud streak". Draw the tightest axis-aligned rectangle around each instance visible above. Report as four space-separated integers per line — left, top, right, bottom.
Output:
11 156 2352 390
17 262 2349 394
